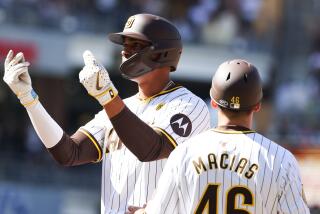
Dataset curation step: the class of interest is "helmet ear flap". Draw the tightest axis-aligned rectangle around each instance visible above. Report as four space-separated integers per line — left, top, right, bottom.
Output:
119 46 160 79
119 45 182 79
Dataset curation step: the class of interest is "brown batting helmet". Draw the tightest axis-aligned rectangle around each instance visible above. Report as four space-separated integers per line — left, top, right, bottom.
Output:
210 59 263 111
108 13 182 79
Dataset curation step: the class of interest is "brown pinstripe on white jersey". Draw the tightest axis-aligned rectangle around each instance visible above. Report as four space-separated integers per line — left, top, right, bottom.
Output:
145 129 310 214
81 86 210 213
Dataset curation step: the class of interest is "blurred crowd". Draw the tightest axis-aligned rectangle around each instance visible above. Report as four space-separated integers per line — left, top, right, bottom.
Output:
0 0 280 50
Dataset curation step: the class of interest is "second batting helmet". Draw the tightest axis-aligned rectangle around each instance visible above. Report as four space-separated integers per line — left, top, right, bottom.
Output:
108 13 182 79
210 59 263 111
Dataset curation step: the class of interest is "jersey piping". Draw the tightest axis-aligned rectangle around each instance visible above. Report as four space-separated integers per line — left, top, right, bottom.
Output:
79 128 103 162
211 128 256 134
138 85 184 103
153 127 178 148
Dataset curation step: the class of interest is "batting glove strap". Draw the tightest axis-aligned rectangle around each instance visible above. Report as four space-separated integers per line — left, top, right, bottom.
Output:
92 85 118 106
18 89 39 108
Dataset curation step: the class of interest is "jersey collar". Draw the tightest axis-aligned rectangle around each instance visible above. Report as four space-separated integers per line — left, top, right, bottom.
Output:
211 125 255 134
137 81 183 102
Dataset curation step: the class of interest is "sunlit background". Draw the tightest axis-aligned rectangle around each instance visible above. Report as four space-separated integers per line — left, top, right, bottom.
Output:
0 0 319 213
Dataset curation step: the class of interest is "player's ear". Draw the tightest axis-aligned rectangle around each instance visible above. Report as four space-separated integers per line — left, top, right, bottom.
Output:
211 100 218 109
252 103 261 112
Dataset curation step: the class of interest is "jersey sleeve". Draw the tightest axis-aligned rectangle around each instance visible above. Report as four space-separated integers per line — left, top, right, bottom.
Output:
144 147 182 214
79 110 113 156
152 95 210 147
278 152 310 214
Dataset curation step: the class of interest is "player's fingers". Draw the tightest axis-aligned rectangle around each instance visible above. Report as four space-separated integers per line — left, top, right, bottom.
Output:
127 206 142 212
4 50 14 67
21 53 25 62
83 50 97 66
127 206 135 211
3 62 29 83
134 209 146 214
10 62 30 79
8 52 24 68
125 206 145 214
12 62 30 72
79 65 92 83
79 69 86 84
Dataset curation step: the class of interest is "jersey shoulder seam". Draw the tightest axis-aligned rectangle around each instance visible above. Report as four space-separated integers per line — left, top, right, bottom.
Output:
79 128 105 162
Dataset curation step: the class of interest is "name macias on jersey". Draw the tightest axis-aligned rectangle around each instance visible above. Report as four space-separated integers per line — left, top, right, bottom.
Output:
192 153 259 179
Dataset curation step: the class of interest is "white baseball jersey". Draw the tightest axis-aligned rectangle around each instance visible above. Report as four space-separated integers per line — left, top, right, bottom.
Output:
145 128 310 214
81 85 210 213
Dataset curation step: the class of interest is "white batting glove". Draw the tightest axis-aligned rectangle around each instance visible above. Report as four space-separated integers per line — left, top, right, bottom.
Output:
79 50 118 106
3 50 38 107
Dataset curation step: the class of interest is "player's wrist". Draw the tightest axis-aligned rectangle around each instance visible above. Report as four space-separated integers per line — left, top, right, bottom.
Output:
18 89 39 108
94 83 118 106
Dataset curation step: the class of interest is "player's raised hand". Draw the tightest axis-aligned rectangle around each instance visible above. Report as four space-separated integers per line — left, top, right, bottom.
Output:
3 50 38 107
79 50 118 106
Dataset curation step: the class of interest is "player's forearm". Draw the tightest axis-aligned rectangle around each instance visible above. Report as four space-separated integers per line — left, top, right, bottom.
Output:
26 101 64 148
103 95 126 118
26 101 99 165
108 105 174 161
48 131 100 166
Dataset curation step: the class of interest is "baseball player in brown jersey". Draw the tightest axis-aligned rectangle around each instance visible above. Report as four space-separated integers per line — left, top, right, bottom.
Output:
131 59 310 214
3 14 210 213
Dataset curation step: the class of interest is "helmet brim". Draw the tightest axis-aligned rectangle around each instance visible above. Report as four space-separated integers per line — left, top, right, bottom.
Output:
108 32 151 45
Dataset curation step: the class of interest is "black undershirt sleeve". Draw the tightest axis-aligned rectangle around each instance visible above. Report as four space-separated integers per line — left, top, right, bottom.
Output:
47 131 100 166
110 106 175 161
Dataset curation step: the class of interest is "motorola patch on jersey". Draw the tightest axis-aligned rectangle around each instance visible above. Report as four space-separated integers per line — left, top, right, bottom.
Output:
170 114 192 137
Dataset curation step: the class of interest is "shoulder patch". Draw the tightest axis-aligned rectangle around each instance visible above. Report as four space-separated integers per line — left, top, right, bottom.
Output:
170 114 192 137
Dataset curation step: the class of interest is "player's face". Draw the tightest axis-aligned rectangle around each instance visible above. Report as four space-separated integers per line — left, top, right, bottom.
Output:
121 37 151 62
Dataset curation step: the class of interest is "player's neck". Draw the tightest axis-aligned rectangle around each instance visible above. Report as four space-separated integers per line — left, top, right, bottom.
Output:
217 111 253 130
138 80 173 99
136 68 171 99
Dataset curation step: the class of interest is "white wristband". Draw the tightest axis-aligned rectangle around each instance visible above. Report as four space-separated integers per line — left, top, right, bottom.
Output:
18 89 39 108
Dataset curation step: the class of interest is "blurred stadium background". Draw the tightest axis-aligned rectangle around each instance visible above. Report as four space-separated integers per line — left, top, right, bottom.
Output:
0 0 319 213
